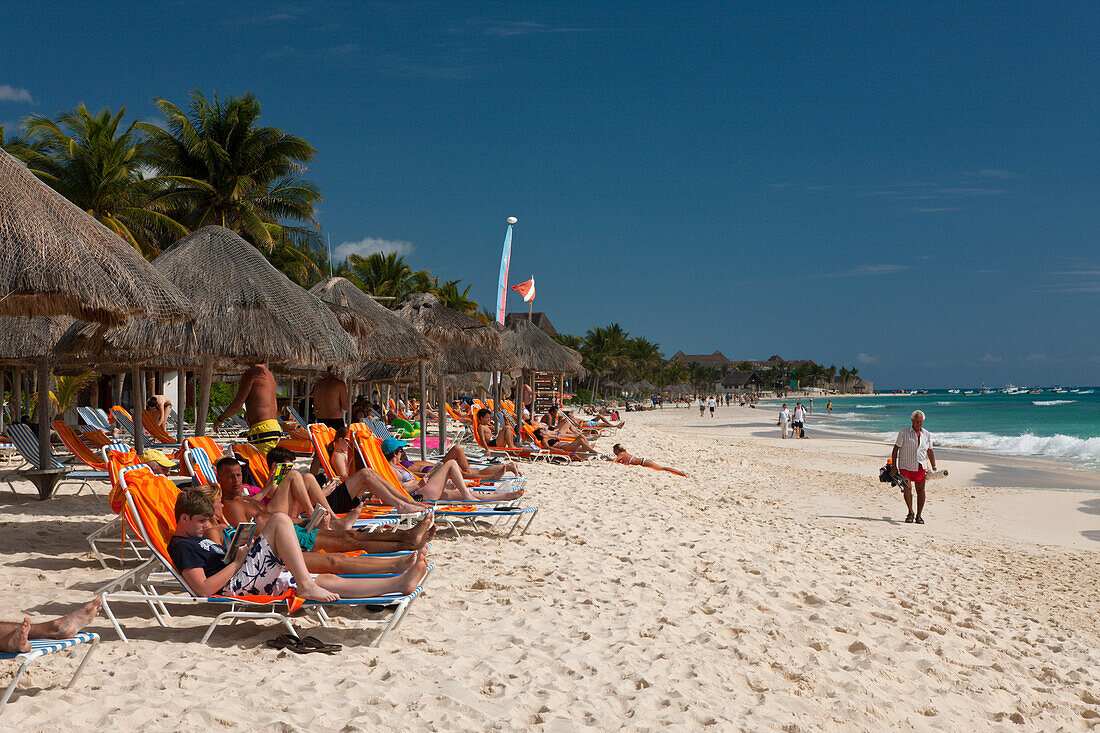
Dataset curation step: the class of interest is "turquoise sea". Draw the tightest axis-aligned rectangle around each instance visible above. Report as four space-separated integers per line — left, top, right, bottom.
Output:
774 389 1100 468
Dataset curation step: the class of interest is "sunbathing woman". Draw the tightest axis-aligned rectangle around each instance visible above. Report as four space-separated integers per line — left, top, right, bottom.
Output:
383 438 524 502
402 444 523 480
476 408 519 449
608 443 688 476
530 426 598 454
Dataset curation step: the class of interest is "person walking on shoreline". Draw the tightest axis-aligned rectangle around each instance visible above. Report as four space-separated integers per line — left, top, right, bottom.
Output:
778 403 790 439
792 402 807 438
698 395 706 417
891 409 937 524
707 395 716 417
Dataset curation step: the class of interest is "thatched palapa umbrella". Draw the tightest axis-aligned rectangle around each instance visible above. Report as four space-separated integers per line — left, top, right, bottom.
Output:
0 150 192 496
310 277 438 364
391 293 513 455
71 226 357 440
500 318 584 418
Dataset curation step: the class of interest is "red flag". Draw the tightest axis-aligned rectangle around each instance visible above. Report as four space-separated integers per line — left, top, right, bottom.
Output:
511 277 535 302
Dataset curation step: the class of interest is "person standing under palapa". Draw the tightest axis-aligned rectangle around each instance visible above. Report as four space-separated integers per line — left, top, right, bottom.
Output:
311 367 349 430
891 409 937 525
212 363 281 456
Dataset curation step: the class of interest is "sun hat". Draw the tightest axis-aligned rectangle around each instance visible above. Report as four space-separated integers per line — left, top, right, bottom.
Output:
142 448 177 467
380 437 408 457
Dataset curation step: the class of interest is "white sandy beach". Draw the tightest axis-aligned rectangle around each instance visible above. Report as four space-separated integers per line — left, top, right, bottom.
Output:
2 407 1099 730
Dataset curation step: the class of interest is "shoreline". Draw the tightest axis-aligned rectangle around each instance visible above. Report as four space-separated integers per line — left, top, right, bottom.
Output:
747 399 1100 489
646 404 1100 551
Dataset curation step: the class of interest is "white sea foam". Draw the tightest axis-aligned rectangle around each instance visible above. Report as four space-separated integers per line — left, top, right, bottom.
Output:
854 404 886 409
1032 400 1076 406
935 401 957 406
828 412 868 420
935 431 1100 464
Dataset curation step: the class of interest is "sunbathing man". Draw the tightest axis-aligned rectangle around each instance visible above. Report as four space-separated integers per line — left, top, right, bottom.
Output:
146 394 172 431
211 363 281 456
382 438 524 502
530 426 598 454
607 444 688 476
569 408 624 430
0 598 101 653
196 481 429 576
170 490 429 603
476 408 519 449
311 368 348 430
540 405 603 441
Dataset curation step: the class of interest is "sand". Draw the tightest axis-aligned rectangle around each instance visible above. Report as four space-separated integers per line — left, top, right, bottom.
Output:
2 407 1099 730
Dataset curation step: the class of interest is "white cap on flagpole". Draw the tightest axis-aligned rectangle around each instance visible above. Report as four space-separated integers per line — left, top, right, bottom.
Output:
507 216 518 224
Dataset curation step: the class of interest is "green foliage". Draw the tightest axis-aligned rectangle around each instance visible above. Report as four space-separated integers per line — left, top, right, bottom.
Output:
13 105 186 257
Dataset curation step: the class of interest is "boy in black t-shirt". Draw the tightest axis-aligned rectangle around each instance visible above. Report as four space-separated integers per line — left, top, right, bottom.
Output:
169 490 428 601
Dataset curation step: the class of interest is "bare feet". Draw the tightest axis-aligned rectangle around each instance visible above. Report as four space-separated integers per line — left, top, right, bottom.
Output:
53 597 101 639
397 551 430 595
0 618 30 653
405 515 435 546
330 502 363 531
505 461 523 476
498 488 524 501
295 580 339 603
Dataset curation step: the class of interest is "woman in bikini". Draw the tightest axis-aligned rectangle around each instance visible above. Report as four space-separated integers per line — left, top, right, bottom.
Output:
530 427 597 454
382 438 524 503
607 444 688 476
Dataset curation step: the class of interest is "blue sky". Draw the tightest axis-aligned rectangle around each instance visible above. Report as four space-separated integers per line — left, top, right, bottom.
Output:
2 1 1097 387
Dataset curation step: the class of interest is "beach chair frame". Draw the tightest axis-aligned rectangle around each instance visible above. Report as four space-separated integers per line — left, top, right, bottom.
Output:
2 423 105 496
0 632 100 709
97 476 430 646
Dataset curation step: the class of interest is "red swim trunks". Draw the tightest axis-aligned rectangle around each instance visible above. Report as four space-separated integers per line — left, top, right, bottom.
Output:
899 467 926 483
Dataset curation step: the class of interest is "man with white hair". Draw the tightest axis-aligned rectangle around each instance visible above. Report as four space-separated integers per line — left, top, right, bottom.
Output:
891 410 937 524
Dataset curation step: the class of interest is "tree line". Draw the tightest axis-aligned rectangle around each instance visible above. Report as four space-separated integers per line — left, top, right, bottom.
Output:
552 324 862 397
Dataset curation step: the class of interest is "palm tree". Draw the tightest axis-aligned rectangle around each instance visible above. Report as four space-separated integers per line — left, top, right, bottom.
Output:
433 279 479 315
141 90 322 258
15 105 187 257
343 252 418 300
625 337 663 380
582 324 629 401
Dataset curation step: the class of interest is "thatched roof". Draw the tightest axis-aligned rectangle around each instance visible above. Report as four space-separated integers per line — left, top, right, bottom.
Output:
62 226 357 368
0 316 76 365
309 277 437 364
500 319 583 374
0 149 192 325
391 292 513 375
636 379 657 392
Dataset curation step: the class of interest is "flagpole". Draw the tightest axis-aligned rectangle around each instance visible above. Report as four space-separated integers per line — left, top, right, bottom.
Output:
494 217 517 431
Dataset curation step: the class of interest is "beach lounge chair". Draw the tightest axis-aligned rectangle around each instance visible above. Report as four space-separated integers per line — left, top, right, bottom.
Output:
230 443 270 486
308 423 339 481
178 437 224 482
110 407 178 449
0 632 100 709
181 447 218 486
85 447 147 570
142 409 188 445
52 420 111 471
350 432 537 538
3 423 106 496
97 467 431 646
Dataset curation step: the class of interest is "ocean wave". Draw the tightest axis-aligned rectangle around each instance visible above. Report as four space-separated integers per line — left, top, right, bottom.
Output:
854 404 886 409
1032 400 1076 406
934 401 957 406
935 431 1100 464
828 412 869 420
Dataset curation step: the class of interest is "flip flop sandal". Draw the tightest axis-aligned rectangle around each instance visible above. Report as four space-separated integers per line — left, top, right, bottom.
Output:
904 513 915 523
915 517 925 524
299 635 342 653
266 633 298 650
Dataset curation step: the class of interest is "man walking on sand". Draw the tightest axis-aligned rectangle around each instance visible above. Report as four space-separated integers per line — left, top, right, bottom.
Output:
891 409 936 524
311 367 349 430
792 402 807 438
707 394 716 417
212 363 281 456
778 403 790 438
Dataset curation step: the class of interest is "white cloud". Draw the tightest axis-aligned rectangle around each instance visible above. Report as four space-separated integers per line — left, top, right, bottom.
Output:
819 264 909 278
332 237 414 262
0 85 33 104
1025 353 1047 362
980 353 1003 363
857 353 879 364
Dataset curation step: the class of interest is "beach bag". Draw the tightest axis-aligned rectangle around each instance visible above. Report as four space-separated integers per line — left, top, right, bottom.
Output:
878 464 895 483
